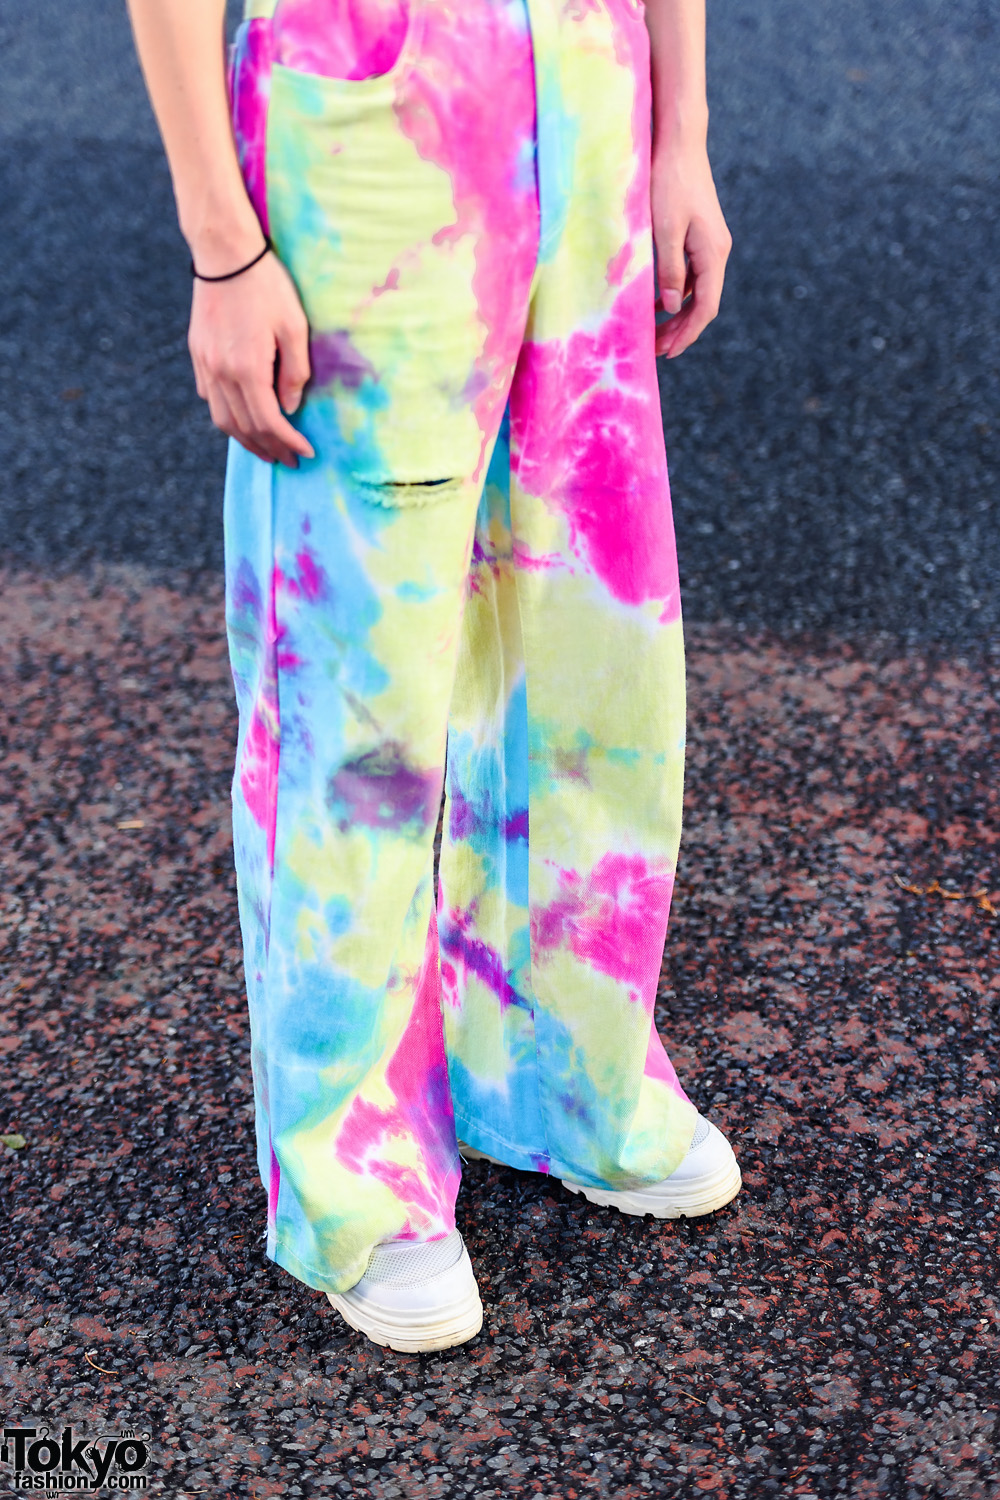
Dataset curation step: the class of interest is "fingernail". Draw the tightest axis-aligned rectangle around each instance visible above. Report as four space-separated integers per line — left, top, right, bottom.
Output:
662 289 683 315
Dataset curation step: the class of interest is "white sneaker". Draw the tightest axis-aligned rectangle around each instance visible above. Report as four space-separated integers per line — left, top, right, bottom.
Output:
459 1116 742 1219
326 1230 483 1353
562 1116 742 1218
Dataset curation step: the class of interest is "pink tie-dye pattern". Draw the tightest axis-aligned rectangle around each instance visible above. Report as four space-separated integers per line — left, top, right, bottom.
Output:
512 272 679 613
239 706 280 871
333 910 459 1229
531 851 673 1006
230 19 274 232
394 1 540 475
292 547 326 604
643 1024 688 1097
237 570 281 873
267 1140 282 1232
273 0 411 79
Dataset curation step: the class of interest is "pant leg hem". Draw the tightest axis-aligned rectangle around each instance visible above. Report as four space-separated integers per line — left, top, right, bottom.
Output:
455 1116 615 1186
454 1112 556 1177
268 1239 372 1297
455 1097 700 1191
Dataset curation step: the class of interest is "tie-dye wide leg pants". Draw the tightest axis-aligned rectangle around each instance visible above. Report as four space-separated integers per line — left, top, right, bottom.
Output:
224 0 699 1294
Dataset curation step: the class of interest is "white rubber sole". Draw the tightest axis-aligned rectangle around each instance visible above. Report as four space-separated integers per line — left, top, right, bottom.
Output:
561 1152 742 1219
327 1266 483 1353
327 1293 483 1353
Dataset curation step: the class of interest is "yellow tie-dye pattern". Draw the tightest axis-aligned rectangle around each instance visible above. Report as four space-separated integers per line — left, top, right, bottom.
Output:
267 65 488 486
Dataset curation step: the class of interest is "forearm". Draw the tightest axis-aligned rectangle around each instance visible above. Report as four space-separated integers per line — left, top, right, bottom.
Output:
643 0 709 153
126 0 262 273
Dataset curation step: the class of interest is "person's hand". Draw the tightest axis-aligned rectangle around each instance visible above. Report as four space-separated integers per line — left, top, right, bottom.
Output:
650 140 732 359
188 248 315 467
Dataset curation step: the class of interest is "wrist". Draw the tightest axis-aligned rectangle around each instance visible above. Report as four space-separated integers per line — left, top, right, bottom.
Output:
180 190 266 277
652 99 710 157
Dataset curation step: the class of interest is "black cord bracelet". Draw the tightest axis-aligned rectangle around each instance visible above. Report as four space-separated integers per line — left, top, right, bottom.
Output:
190 237 273 283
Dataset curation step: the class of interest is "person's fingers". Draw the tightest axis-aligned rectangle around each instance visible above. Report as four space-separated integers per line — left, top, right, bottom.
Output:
657 299 708 359
217 343 314 464
242 380 314 467
207 376 279 464
201 337 295 465
244 369 313 459
656 290 704 357
657 233 729 358
275 313 313 420
200 351 311 466
239 435 281 464
678 261 725 354
654 220 687 317
224 379 293 466
205 386 277 464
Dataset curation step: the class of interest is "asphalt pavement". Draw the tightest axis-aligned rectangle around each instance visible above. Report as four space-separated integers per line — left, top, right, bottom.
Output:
0 0 997 641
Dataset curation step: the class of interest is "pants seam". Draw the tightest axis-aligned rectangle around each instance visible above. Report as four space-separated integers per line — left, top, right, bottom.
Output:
508 484 552 1163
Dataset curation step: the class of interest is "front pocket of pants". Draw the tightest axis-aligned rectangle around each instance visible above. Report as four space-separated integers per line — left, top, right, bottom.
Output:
265 60 488 494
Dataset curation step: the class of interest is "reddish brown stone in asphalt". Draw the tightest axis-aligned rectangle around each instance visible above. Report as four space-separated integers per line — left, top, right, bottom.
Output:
1 567 997 1498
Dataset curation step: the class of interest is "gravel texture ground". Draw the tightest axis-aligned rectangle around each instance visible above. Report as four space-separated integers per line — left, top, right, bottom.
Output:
1 0 998 1495
1 571 997 1497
